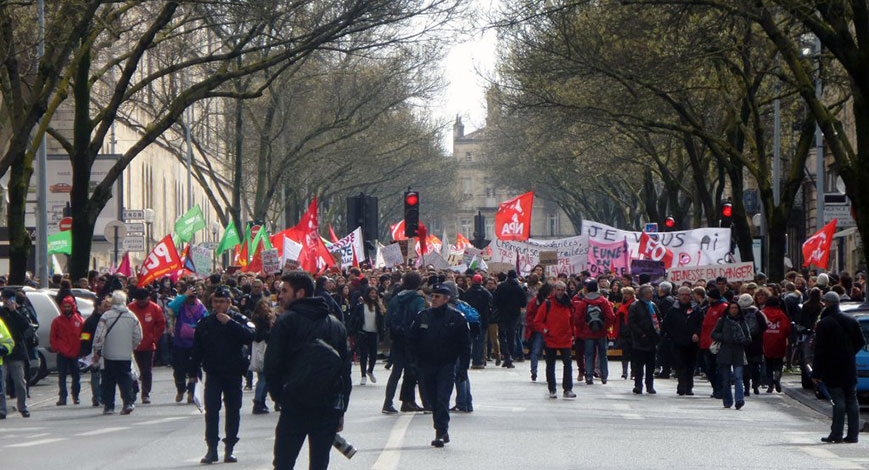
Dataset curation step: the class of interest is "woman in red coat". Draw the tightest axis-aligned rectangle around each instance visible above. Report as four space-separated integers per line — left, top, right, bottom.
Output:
526 283 552 382
762 296 791 393
534 282 576 399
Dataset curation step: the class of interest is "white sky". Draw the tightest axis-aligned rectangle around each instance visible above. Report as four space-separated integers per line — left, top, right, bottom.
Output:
435 1 499 152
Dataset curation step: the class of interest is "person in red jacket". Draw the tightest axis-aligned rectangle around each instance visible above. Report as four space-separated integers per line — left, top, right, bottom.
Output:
573 279 615 385
129 287 166 404
526 283 552 382
50 296 84 406
534 282 576 399
762 296 791 393
700 287 728 399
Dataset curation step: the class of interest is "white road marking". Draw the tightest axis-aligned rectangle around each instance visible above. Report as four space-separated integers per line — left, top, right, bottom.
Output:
75 426 129 436
5 438 67 448
371 413 414 470
26 433 51 438
0 427 45 433
135 416 188 426
620 413 643 420
611 403 631 410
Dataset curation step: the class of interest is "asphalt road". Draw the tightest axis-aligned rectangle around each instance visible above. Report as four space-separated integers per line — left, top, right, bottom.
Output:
2 362 867 470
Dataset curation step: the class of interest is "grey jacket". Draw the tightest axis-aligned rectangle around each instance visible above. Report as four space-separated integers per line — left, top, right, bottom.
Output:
94 306 143 361
711 313 751 366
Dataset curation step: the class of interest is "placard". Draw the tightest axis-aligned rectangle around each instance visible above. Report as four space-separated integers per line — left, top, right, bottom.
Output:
261 248 281 274
630 259 666 284
488 235 588 276
380 243 405 267
667 262 755 284
538 251 558 266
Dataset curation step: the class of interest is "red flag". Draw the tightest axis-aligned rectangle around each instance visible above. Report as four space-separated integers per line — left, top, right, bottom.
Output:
390 220 408 241
417 223 428 256
802 219 837 268
638 232 674 268
329 225 340 244
455 233 471 251
117 252 132 277
495 192 533 240
292 198 334 274
138 235 183 287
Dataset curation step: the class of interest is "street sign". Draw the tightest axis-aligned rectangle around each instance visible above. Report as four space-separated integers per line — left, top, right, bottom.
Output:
59 217 73 231
824 202 856 228
122 236 145 252
104 220 128 242
644 223 658 233
125 222 145 234
123 210 145 221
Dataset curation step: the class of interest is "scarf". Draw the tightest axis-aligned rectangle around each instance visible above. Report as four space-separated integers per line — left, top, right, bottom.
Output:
643 299 660 334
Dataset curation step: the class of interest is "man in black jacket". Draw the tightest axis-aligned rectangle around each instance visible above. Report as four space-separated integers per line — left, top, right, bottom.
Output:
493 270 526 368
628 285 661 394
461 274 492 369
410 284 471 448
0 292 33 417
812 292 866 444
81 295 110 407
265 272 352 470
663 287 704 396
654 282 676 378
191 287 256 464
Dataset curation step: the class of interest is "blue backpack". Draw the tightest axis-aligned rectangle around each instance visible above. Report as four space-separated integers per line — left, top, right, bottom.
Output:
455 300 480 325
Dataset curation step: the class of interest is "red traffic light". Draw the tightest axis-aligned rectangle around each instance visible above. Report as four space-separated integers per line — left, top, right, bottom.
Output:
406 193 418 206
664 216 675 228
721 203 732 218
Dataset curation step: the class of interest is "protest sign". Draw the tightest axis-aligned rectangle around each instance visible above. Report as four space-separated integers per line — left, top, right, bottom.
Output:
261 248 281 274
586 239 630 276
488 235 588 276
419 252 450 270
487 262 515 274
380 243 405 267
538 251 558 266
667 262 755 284
630 259 667 284
582 220 733 267
462 246 482 266
190 244 213 276
281 237 303 268
328 227 365 268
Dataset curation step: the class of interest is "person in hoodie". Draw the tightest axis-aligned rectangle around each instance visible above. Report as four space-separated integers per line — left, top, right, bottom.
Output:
699 287 728 399
573 279 615 385
534 281 576 399
382 271 426 414
613 286 635 380
712 302 751 409
50 296 84 406
737 293 768 396
663 286 704 395
93 290 143 416
762 296 791 393
461 274 493 369
168 285 208 404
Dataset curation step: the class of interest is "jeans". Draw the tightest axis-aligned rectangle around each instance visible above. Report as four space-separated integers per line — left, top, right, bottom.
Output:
455 360 473 411
498 319 518 363
357 331 378 376
102 359 134 410
133 350 154 399
704 350 721 397
418 363 456 436
529 332 544 377
584 338 608 382
254 372 268 408
486 323 500 360
91 368 102 405
719 364 744 407
544 347 573 392
827 385 860 441
383 341 418 407
204 374 243 448
57 355 81 400
273 408 341 470
574 339 585 378
5 360 28 412
471 329 485 366
515 311 526 359
632 349 656 391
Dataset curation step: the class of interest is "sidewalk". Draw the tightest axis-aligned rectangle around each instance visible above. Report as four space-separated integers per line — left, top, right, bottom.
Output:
780 372 869 433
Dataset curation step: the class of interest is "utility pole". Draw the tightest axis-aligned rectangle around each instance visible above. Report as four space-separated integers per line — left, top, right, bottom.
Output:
814 36 825 230
35 0 48 284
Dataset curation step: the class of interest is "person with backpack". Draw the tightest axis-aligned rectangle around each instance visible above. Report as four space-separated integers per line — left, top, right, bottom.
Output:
534 281 576 399
573 279 615 385
409 284 471 448
382 272 427 414
265 272 352 469
191 286 255 464
93 290 143 416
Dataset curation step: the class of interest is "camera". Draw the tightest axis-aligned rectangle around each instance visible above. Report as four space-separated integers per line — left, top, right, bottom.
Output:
333 433 356 460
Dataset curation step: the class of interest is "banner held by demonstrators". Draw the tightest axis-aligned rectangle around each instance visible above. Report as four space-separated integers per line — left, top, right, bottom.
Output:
587 239 630 276
667 262 756 284
138 235 182 287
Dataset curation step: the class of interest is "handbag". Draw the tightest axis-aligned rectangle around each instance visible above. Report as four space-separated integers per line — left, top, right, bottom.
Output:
249 340 267 373
709 341 721 355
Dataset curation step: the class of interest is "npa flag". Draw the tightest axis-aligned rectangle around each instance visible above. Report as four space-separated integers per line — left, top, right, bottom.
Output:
138 235 182 287
803 219 837 268
495 192 533 241
216 221 241 255
390 220 408 241
174 205 206 243
638 232 674 268
48 230 72 255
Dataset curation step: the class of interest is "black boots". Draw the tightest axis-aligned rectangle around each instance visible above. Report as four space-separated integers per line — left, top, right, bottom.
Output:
224 444 237 463
200 447 219 464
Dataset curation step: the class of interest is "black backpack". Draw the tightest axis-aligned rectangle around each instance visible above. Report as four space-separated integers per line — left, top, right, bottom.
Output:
282 316 345 409
586 303 605 332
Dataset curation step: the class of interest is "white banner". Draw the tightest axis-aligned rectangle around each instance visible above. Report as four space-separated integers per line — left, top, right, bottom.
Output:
582 220 733 268
262 248 281 274
190 245 212 277
667 262 755 283
488 235 588 276
328 227 366 267
281 236 303 266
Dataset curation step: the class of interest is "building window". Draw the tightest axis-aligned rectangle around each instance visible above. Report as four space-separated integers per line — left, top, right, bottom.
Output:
461 177 473 197
465 151 472 162
549 213 558 236
460 218 472 236
485 187 495 198
485 221 494 240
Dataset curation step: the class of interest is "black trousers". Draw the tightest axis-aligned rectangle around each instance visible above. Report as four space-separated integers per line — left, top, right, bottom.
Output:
656 337 672 375
418 363 455 436
357 331 378 376
632 348 656 391
172 346 198 394
102 359 133 410
744 359 762 391
133 350 154 398
498 318 518 363
273 407 341 470
765 357 784 385
383 342 418 407
673 344 698 394
57 355 80 400
204 374 243 448
544 347 573 393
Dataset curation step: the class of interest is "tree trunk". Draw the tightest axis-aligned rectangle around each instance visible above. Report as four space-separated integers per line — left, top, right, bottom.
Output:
231 93 244 231
727 165 754 263
6 155 34 284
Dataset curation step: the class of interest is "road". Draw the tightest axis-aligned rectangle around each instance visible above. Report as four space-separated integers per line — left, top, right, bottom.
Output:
2 362 867 470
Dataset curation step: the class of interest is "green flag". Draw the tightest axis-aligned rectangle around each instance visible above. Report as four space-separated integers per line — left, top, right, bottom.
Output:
249 225 271 261
175 205 206 243
48 231 72 255
216 221 241 255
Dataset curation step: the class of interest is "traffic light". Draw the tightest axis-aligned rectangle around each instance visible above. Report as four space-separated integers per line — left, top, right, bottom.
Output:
404 190 419 237
664 216 676 230
720 201 733 227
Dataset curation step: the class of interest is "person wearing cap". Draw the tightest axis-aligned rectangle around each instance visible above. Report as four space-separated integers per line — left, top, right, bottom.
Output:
812 291 865 443
93 290 143 415
461 274 492 369
50 295 84 406
191 286 255 464
128 287 166 404
409 283 471 448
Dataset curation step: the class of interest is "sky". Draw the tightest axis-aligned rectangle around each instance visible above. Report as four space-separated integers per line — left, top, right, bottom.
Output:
435 1 499 152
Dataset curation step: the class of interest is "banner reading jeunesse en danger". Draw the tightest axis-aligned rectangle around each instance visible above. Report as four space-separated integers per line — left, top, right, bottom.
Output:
667 262 755 283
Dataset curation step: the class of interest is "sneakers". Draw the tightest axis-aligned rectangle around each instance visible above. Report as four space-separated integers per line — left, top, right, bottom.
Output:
361 376 367 386
367 372 377 384
120 405 135 415
103 408 115 415
142 396 151 404
382 404 399 415
563 390 576 399
548 391 558 399
73 397 80 405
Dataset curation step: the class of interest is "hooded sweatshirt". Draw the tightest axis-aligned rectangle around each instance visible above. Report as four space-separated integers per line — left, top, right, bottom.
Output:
50 297 84 359
762 306 791 359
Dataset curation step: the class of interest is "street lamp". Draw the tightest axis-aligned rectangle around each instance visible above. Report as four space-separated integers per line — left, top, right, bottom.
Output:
802 34 824 230
143 208 154 255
